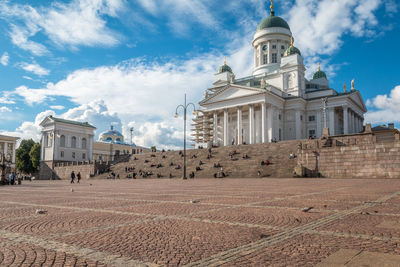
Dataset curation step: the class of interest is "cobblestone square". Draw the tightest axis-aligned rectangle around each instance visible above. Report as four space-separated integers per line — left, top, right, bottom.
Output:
1 178 400 266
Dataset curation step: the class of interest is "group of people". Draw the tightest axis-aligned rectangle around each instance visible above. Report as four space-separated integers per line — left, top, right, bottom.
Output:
70 171 82 183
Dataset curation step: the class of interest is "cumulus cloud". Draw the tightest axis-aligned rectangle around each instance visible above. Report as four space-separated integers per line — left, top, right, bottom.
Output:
0 52 9 66
0 0 124 54
287 0 382 57
0 110 55 141
18 62 50 76
365 85 400 124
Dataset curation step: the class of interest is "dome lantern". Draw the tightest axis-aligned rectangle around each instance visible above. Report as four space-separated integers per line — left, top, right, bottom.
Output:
218 56 233 74
312 63 327 80
284 37 301 57
256 0 290 32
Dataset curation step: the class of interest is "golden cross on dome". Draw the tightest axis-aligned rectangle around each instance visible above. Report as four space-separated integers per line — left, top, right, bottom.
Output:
270 0 274 13
290 36 294 47
224 56 227 65
318 63 321 72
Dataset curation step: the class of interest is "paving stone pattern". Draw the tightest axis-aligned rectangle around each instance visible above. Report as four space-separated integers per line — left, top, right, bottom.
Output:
1 179 400 266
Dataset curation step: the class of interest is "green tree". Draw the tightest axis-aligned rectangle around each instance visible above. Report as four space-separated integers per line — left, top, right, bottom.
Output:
16 139 35 174
29 143 41 170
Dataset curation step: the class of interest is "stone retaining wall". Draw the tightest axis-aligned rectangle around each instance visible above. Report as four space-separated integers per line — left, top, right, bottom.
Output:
298 131 400 178
40 161 96 180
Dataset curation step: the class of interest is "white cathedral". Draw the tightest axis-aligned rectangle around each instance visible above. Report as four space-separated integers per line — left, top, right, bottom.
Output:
192 3 366 147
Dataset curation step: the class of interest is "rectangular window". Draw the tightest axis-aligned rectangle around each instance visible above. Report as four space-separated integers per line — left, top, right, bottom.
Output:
72 152 75 159
263 54 267 64
281 45 285 50
300 115 303 121
60 151 64 158
278 114 282 120
82 153 86 160
272 45 276 49
309 130 316 136
309 115 316 122
272 53 277 63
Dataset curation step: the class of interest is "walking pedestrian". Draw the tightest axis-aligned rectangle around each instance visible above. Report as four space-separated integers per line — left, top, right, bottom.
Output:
70 171 75 184
77 172 81 183
9 172 15 185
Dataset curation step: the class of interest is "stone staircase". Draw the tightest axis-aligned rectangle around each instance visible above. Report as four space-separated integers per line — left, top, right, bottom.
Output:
95 141 300 179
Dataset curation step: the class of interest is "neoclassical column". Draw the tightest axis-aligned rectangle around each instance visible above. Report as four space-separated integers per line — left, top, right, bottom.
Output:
316 111 322 137
329 108 335 135
11 142 16 164
88 135 93 161
223 109 228 146
249 105 255 144
350 111 355 133
3 141 8 158
295 110 302 139
343 106 349 134
267 105 273 142
213 111 217 145
261 102 267 143
237 108 242 145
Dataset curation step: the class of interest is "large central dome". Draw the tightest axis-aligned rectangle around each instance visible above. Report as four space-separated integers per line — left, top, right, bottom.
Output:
257 11 290 31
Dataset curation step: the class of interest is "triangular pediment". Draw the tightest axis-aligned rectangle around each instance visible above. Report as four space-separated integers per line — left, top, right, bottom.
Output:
201 85 265 105
350 91 367 112
39 116 54 127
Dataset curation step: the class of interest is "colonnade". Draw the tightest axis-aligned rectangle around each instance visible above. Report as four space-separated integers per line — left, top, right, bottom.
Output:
211 102 278 146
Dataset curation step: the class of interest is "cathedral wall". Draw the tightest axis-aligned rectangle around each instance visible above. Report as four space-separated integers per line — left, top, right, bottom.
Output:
298 132 400 178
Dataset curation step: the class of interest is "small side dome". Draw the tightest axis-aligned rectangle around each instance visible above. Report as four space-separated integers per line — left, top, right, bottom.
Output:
312 64 327 80
284 37 301 56
218 57 233 74
256 2 290 31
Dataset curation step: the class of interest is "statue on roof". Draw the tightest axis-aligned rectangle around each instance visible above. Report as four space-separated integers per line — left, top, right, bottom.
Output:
351 79 355 91
343 82 347 93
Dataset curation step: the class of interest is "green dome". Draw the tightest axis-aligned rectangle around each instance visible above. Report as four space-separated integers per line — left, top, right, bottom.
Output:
312 70 327 80
284 46 301 57
218 63 232 74
257 13 290 31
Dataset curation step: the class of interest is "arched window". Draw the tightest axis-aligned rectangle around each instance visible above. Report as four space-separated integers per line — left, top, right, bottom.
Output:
106 137 112 141
82 138 87 149
116 138 121 142
60 135 66 147
71 136 77 148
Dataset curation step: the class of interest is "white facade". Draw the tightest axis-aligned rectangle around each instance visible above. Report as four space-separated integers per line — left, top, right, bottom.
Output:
40 116 95 162
0 134 19 172
193 8 367 147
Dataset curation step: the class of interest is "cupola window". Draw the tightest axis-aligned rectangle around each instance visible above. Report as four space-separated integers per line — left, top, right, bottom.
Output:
272 53 277 63
272 45 276 49
263 54 268 65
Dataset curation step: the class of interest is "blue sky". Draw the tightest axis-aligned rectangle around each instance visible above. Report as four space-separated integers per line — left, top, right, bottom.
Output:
0 0 399 149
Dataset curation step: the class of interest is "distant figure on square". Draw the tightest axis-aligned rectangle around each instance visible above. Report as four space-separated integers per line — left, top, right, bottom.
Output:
70 171 75 184
77 172 81 183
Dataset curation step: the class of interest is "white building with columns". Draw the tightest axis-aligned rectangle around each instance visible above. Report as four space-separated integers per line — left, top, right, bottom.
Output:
0 134 19 176
192 4 366 147
40 116 96 163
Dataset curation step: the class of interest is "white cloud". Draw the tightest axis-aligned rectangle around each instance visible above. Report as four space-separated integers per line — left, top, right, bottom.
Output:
0 106 11 113
9 24 49 56
0 52 9 66
286 0 382 57
0 0 124 54
0 110 55 141
19 62 50 76
365 85 400 124
49 105 65 110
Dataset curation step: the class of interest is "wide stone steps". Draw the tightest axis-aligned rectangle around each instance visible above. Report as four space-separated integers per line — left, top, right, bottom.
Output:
95 141 300 179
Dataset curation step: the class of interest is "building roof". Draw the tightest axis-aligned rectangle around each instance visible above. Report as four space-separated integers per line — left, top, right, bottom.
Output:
48 116 96 129
100 130 123 137
284 46 301 57
257 12 290 31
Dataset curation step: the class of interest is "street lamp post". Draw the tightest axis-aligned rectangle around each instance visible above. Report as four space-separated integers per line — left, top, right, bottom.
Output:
174 94 197 180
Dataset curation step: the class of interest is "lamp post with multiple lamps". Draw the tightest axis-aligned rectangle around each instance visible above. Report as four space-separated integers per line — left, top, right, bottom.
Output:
174 94 197 180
